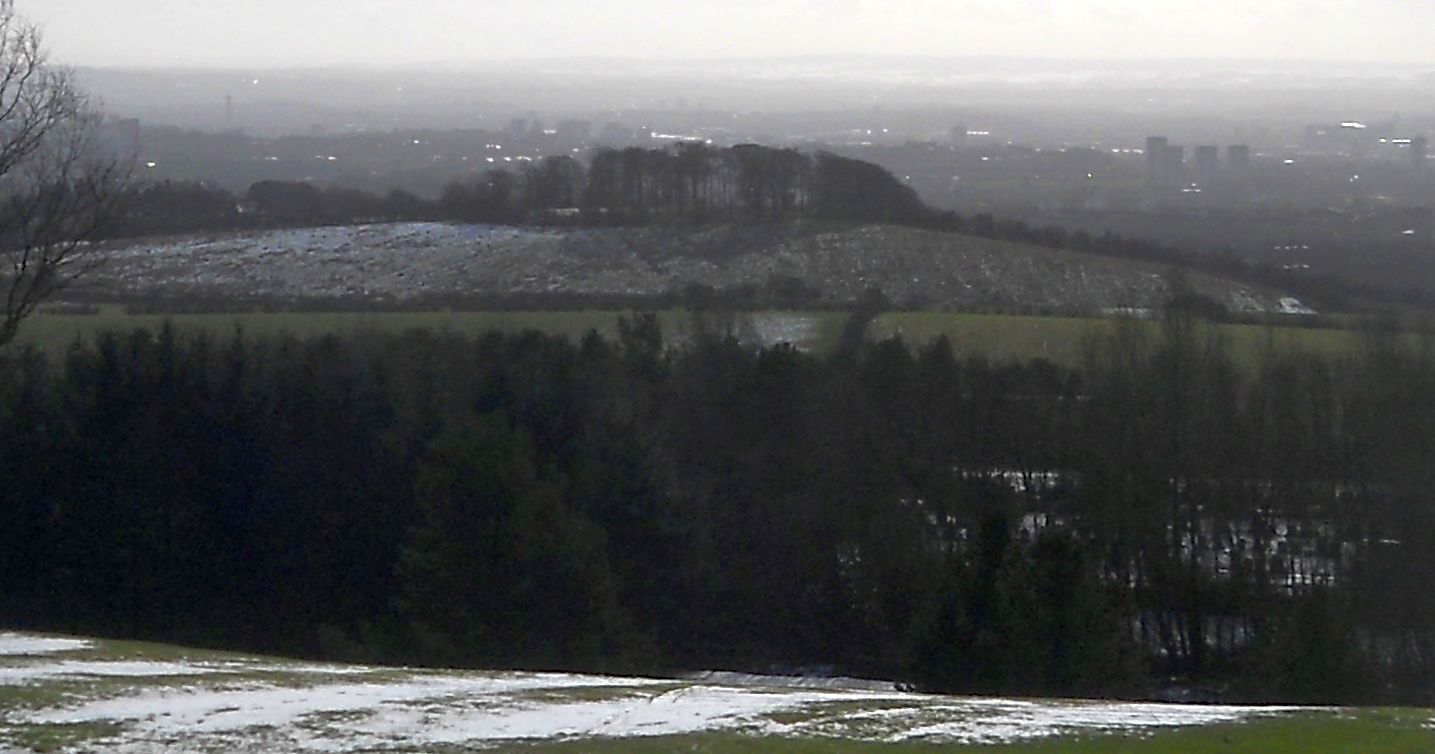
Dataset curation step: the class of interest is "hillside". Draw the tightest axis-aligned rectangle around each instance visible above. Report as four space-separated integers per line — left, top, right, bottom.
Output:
1 631 1401 754
82 222 1308 315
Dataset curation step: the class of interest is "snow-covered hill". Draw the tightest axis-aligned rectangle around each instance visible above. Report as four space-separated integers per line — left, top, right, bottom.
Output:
85 222 1308 315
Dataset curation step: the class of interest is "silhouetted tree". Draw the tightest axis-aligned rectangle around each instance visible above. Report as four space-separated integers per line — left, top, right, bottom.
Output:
0 0 128 348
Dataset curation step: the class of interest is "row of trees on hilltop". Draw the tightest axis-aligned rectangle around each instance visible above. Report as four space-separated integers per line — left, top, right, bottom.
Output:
2 314 1434 704
111 145 934 235
576 144 931 224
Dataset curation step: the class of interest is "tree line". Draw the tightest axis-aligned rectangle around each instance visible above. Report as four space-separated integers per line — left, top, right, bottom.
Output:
112 145 931 232
1 313 1432 704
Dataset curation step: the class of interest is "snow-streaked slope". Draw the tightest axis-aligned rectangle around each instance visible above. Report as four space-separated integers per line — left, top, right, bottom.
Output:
0 631 1313 753
89 222 1306 315
0 634 92 657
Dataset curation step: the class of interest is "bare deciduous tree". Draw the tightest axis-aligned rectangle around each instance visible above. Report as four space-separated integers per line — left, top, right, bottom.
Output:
0 0 127 348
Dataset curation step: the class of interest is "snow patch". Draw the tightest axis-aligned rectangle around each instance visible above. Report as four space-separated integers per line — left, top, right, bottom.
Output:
354 685 891 747
0 661 236 684
25 672 673 733
0 634 90 657
879 700 1303 745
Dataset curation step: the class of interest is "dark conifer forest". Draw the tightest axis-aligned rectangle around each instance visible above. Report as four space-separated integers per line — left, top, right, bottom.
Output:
2 311 1433 705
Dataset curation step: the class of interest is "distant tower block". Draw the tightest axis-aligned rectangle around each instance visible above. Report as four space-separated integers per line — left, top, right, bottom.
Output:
950 126 968 149
1145 136 1169 187
225 94 233 130
1413 137 1429 168
1194 145 1219 186
1227 145 1251 171
1160 144 1186 189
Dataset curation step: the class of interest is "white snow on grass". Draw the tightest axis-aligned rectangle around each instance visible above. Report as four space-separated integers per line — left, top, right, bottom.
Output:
89 221 1299 316
390 685 909 746
16 672 1295 752
103 223 560 300
0 631 1320 753
16 672 687 753
23 680 907 752
0 634 90 657
24 672 676 734
0 661 238 684
867 699 1304 745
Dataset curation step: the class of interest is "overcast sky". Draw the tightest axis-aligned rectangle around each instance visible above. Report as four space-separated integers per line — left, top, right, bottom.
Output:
29 0 1435 68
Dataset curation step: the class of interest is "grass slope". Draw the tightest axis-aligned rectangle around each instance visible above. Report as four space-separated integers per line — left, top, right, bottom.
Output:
519 710 1434 754
1 632 1431 754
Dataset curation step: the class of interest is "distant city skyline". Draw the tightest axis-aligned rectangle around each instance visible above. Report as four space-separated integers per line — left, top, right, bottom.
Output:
31 0 1435 69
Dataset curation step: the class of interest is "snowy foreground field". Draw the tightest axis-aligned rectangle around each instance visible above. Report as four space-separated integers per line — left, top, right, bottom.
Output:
0 632 1425 754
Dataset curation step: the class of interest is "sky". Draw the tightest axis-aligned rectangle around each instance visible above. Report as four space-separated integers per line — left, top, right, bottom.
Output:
27 0 1435 68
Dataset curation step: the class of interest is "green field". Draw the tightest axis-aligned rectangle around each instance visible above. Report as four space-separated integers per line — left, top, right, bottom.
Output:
871 312 1396 366
10 308 1415 367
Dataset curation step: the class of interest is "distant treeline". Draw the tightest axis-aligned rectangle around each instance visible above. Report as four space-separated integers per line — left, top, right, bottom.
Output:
110 145 930 234
1 313 1433 705
110 144 1383 312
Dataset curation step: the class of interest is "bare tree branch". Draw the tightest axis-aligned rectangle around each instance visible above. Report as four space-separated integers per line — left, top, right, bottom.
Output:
0 0 128 349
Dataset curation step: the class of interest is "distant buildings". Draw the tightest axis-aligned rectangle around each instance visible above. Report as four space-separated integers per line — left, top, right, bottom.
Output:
1145 137 1186 189
1147 138 1254 190
1193 145 1219 186
1160 145 1186 188
1146 137 1189 189
1145 137 1168 187
1301 120 1433 166
1227 145 1251 171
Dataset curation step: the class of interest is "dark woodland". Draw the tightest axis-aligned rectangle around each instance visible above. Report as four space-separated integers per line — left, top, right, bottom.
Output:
2 310 1433 705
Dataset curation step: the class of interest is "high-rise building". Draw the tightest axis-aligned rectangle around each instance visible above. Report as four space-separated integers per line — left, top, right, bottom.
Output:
1160 144 1186 189
1413 137 1429 168
1194 145 1219 186
1145 136 1168 187
1227 145 1251 171
950 126 968 149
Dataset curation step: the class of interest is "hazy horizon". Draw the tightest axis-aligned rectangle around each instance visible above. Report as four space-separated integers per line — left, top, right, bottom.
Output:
64 54 1435 75
32 0 1435 69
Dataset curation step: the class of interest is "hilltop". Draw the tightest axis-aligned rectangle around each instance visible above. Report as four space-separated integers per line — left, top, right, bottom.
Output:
82 221 1306 315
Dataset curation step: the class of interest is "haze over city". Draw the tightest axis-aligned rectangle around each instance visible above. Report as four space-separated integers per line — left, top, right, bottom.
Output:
32 0 1435 67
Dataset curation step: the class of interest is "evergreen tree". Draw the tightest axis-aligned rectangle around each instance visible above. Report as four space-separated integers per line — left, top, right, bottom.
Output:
397 414 630 668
